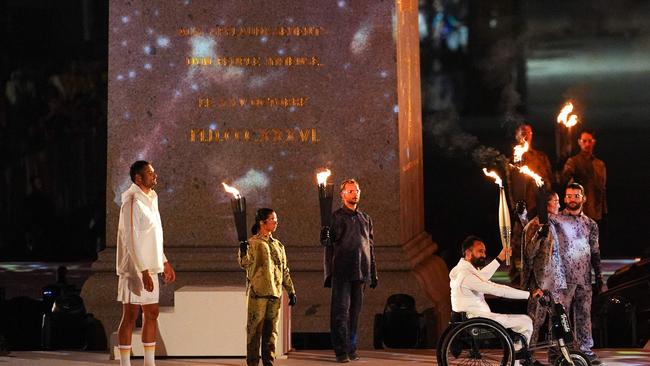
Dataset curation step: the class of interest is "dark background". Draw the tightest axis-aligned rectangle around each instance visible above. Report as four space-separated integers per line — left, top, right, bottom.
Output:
420 0 650 263
0 0 107 261
0 0 648 264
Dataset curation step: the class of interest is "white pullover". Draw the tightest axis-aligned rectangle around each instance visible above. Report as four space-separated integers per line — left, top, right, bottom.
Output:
116 183 167 276
450 258 529 315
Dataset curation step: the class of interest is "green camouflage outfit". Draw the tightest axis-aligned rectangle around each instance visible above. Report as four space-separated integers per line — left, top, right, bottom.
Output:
239 233 295 366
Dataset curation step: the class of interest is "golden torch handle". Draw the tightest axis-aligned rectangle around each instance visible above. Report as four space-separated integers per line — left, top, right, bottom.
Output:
504 229 511 266
498 187 512 267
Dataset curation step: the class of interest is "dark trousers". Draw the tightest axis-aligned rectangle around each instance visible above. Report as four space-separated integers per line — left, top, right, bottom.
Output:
330 278 364 357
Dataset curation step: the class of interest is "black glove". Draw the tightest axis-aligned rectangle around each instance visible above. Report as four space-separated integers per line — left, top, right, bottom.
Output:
239 241 249 256
370 277 378 289
288 293 297 306
320 226 331 246
537 290 551 306
537 224 549 238
515 200 527 215
594 276 604 296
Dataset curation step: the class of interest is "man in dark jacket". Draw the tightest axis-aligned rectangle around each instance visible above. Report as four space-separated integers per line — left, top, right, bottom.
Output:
321 179 378 363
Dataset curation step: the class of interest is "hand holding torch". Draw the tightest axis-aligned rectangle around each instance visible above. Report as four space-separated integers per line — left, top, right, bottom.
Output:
483 168 511 266
535 185 550 239
498 186 512 266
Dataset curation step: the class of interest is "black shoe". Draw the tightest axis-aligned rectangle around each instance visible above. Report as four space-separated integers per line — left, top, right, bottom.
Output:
336 354 350 363
348 352 360 361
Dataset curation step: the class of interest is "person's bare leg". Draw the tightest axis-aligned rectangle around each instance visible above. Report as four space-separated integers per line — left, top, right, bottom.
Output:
117 304 140 366
118 304 140 344
142 303 160 366
141 303 159 342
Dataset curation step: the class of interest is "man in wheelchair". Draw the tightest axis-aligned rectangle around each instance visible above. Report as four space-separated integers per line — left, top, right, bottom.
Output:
450 236 544 365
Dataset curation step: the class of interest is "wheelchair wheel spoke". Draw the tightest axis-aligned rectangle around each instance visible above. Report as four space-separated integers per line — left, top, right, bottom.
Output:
441 320 514 366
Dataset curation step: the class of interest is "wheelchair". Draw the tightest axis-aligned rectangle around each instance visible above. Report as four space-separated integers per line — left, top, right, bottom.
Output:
436 291 592 366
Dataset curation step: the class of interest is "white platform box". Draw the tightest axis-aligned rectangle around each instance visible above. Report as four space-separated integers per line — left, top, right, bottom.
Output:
111 285 291 358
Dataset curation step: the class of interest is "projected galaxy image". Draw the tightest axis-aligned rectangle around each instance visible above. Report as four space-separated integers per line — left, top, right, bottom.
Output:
108 1 400 247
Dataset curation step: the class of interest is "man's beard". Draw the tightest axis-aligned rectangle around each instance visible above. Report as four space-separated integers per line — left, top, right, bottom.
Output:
470 256 486 268
567 202 582 210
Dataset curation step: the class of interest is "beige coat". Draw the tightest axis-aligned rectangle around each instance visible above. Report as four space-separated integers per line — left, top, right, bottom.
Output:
239 234 295 298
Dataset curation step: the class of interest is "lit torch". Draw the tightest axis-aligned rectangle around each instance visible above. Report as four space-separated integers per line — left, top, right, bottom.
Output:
515 165 548 225
557 102 579 128
513 140 529 165
517 165 544 188
483 169 511 265
511 137 530 205
556 101 580 165
222 182 247 242
483 168 502 187
316 169 333 228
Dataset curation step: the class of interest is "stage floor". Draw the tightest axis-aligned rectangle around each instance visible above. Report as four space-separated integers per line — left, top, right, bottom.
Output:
1 349 649 365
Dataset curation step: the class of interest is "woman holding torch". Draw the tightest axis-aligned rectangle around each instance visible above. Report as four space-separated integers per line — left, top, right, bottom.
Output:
239 208 297 366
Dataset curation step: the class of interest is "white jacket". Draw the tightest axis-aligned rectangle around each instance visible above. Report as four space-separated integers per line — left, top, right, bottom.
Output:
449 258 529 315
116 183 167 276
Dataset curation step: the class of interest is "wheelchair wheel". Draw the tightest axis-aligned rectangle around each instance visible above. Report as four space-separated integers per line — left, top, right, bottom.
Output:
438 318 515 366
553 350 591 366
436 323 460 366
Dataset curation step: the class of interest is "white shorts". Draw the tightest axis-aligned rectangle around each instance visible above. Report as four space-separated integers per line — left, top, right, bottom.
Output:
117 272 160 305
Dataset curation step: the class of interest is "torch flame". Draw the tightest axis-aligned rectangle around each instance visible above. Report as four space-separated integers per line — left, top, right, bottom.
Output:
518 165 544 187
316 169 331 185
221 182 241 198
482 168 503 188
513 140 529 164
557 102 579 128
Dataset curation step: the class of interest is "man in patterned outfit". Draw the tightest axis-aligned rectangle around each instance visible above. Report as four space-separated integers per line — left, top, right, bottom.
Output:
551 183 604 365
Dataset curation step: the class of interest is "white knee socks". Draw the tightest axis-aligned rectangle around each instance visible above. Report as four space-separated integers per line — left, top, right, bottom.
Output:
143 342 156 366
118 345 131 366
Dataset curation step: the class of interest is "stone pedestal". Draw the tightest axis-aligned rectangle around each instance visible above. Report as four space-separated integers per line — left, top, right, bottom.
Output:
107 285 291 357
85 0 451 353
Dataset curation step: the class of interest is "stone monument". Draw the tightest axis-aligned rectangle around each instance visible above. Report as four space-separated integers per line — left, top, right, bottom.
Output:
83 0 450 351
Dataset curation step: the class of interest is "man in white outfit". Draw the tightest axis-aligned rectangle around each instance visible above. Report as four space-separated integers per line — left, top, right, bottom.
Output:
116 161 176 366
449 236 543 363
